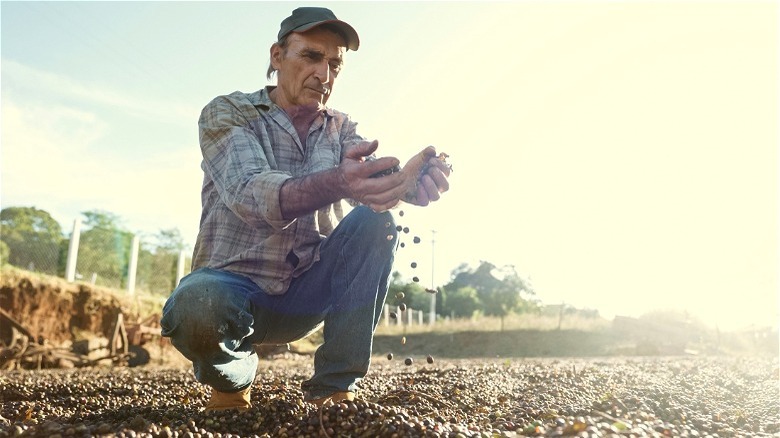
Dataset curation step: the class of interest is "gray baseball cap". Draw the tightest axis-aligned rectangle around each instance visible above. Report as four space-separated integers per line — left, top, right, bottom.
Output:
278 7 360 51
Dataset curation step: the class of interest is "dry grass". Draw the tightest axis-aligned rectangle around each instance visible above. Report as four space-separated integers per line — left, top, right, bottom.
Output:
375 312 611 336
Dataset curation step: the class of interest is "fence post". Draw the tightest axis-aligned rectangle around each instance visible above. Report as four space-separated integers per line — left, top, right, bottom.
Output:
418 309 423 325
127 235 140 295
407 308 414 326
176 250 187 286
384 304 390 327
65 218 81 282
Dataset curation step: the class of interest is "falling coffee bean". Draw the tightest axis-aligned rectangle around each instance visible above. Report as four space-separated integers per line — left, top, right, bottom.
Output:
396 292 405 300
405 357 413 366
426 355 434 364
399 303 407 312
400 243 406 248
413 236 421 244
396 225 403 232
413 276 420 283
390 312 397 319
401 336 407 345
386 235 394 241
385 222 391 228
403 227 410 234
411 262 417 269
387 353 393 360
399 210 405 217
425 288 438 294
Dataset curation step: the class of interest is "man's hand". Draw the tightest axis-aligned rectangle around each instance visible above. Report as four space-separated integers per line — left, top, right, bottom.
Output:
337 140 407 212
402 146 451 207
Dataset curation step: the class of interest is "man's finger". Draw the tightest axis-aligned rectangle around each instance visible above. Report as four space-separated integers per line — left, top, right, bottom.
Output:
345 139 379 160
420 174 440 202
426 167 450 193
428 156 452 177
362 157 401 178
413 184 430 206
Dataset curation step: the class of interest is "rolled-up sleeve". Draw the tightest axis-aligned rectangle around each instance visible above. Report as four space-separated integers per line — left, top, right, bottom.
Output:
199 95 295 231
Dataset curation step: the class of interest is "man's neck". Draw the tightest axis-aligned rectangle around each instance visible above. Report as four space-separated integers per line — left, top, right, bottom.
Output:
284 104 322 125
290 105 321 148
270 87 322 121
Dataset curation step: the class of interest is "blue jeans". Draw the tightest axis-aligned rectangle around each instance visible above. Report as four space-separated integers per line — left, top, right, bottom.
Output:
160 206 397 399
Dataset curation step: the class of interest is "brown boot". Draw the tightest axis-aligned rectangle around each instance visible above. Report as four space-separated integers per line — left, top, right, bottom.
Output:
205 386 252 412
306 391 355 407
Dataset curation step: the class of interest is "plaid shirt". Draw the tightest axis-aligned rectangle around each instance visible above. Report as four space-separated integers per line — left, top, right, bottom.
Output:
191 87 365 295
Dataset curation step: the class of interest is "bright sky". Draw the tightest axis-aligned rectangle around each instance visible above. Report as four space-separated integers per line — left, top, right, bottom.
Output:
1 1 777 331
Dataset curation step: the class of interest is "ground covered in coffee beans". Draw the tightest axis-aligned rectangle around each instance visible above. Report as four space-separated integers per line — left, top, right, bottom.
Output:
1 356 777 437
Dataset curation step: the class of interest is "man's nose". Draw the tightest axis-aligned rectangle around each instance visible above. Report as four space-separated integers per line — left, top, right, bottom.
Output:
313 60 330 84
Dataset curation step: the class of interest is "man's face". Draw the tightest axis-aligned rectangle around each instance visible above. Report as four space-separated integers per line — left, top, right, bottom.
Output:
271 27 346 109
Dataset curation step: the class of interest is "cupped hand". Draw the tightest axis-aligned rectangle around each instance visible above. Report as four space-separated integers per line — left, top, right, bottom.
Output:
338 140 407 211
403 146 452 206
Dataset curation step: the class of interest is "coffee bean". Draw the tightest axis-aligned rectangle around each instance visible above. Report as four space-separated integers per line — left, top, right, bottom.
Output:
404 357 413 366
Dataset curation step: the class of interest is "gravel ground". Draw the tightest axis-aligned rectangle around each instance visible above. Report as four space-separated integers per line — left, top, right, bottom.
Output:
1 356 777 438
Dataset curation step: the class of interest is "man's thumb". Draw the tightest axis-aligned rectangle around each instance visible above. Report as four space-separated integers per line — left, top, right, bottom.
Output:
346 140 379 159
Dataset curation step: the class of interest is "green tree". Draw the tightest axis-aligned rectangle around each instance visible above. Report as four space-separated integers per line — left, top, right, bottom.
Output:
444 261 535 331
439 285 481 318
153 228 188 253
387 271 430 311
137 228 188 295
0 206 64 274
0 240 10 266
77 210 132 288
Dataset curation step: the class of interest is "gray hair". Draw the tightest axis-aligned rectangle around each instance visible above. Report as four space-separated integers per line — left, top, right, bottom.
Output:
266 34 291 80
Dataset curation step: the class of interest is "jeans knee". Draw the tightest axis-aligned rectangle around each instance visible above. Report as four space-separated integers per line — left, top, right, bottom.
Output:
161 272 254 359
341 206 397 250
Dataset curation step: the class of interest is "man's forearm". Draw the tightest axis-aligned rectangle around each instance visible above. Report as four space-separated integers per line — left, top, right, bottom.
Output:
279 167 347 220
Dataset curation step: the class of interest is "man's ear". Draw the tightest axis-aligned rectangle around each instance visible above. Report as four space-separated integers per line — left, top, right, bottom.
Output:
270 43 283 71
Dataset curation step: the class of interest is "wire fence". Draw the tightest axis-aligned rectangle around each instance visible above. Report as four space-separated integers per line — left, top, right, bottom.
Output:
1 219 190 297
0 217 442 327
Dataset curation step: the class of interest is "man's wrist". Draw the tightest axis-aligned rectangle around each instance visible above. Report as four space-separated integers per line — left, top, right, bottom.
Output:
279 168 345 220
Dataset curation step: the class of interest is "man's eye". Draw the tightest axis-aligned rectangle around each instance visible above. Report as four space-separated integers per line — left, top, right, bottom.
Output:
303 53 323 62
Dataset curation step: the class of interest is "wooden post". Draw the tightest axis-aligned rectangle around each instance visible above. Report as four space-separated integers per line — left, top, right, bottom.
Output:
429 230 436 325
127 235 140 295
176 250 187 286
383 304 390 327
65 218 81 282
557 302 564 331
407 308 414 326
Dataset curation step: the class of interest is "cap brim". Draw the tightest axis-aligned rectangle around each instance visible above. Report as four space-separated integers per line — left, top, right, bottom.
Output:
292 19 360 51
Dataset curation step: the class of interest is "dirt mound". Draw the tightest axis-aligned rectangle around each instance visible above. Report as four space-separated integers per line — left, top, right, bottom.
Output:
0 267 135 346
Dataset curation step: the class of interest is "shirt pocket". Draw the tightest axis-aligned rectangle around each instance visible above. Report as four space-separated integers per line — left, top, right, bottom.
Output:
304 130 341 174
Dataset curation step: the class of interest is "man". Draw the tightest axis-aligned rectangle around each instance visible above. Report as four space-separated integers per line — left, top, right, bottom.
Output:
160 7 450 412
